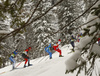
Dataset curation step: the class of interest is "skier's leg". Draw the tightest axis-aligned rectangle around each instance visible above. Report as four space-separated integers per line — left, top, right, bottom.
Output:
50 52 52 59
13 60 16 69
28 58 31 66
25 58 28 64
24 58 28 67
71 42 75 51
25 56 31 66
48 51 52 59
71 42 73 48
56 49 63 57
46 50 51 59
57 49 61 55
54 49 62 57
9 57 16 69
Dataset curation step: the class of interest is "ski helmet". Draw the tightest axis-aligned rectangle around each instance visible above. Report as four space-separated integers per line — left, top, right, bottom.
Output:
58 39 61 41
28 47 31 50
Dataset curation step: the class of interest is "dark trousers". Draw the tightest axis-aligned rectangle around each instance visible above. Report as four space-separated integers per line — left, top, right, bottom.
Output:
22 54 30 65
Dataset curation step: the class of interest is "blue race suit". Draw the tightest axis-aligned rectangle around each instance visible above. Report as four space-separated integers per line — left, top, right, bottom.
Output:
9 49 18 69
45 44 52 59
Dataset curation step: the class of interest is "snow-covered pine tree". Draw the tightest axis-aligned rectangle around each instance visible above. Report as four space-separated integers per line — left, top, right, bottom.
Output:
57 0 85 45
0 0 64 68
0 0 32 68
65 0 100 76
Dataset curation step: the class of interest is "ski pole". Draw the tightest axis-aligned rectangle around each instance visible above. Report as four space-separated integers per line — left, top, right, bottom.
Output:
16 61 23 68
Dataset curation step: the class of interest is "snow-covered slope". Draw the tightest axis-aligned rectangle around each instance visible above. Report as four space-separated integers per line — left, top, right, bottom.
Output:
0 44 99 76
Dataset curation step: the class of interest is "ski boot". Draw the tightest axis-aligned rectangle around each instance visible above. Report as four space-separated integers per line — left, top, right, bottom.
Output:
12 66 15 70
50 57 52 59
24 64 26 68
59 55 64 57
28 62 32 66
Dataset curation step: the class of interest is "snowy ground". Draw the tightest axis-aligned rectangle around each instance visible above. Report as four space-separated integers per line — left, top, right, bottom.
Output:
0 44 100 76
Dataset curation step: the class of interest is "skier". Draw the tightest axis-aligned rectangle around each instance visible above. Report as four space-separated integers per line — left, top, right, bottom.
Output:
58 39 61 45
9 49 18 69
45 43 52 59
70 35 76 51
97 38 100 46
53 39 63 57
22 47 32 68
77 33 82 42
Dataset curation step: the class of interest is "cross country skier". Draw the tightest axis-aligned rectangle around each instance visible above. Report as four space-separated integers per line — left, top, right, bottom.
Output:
22 47 32 68
9 49 18 69
70 35 76 51
97 38 100 46
77 33 82 42
45 43 52 59
53 39 63 57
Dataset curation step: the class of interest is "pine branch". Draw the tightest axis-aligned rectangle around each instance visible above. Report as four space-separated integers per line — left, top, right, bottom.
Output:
28 0 64 25
0 0 64 42
86 54 96 76
0 0 43 41
42 0 99 39
76 17 98 30
57 0 99 33
15 0 19 4
26 0 43 24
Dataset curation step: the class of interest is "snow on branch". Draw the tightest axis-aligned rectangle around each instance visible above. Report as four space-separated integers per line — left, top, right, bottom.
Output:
0 30 11 35
0 0 64 42
65 0 100 75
